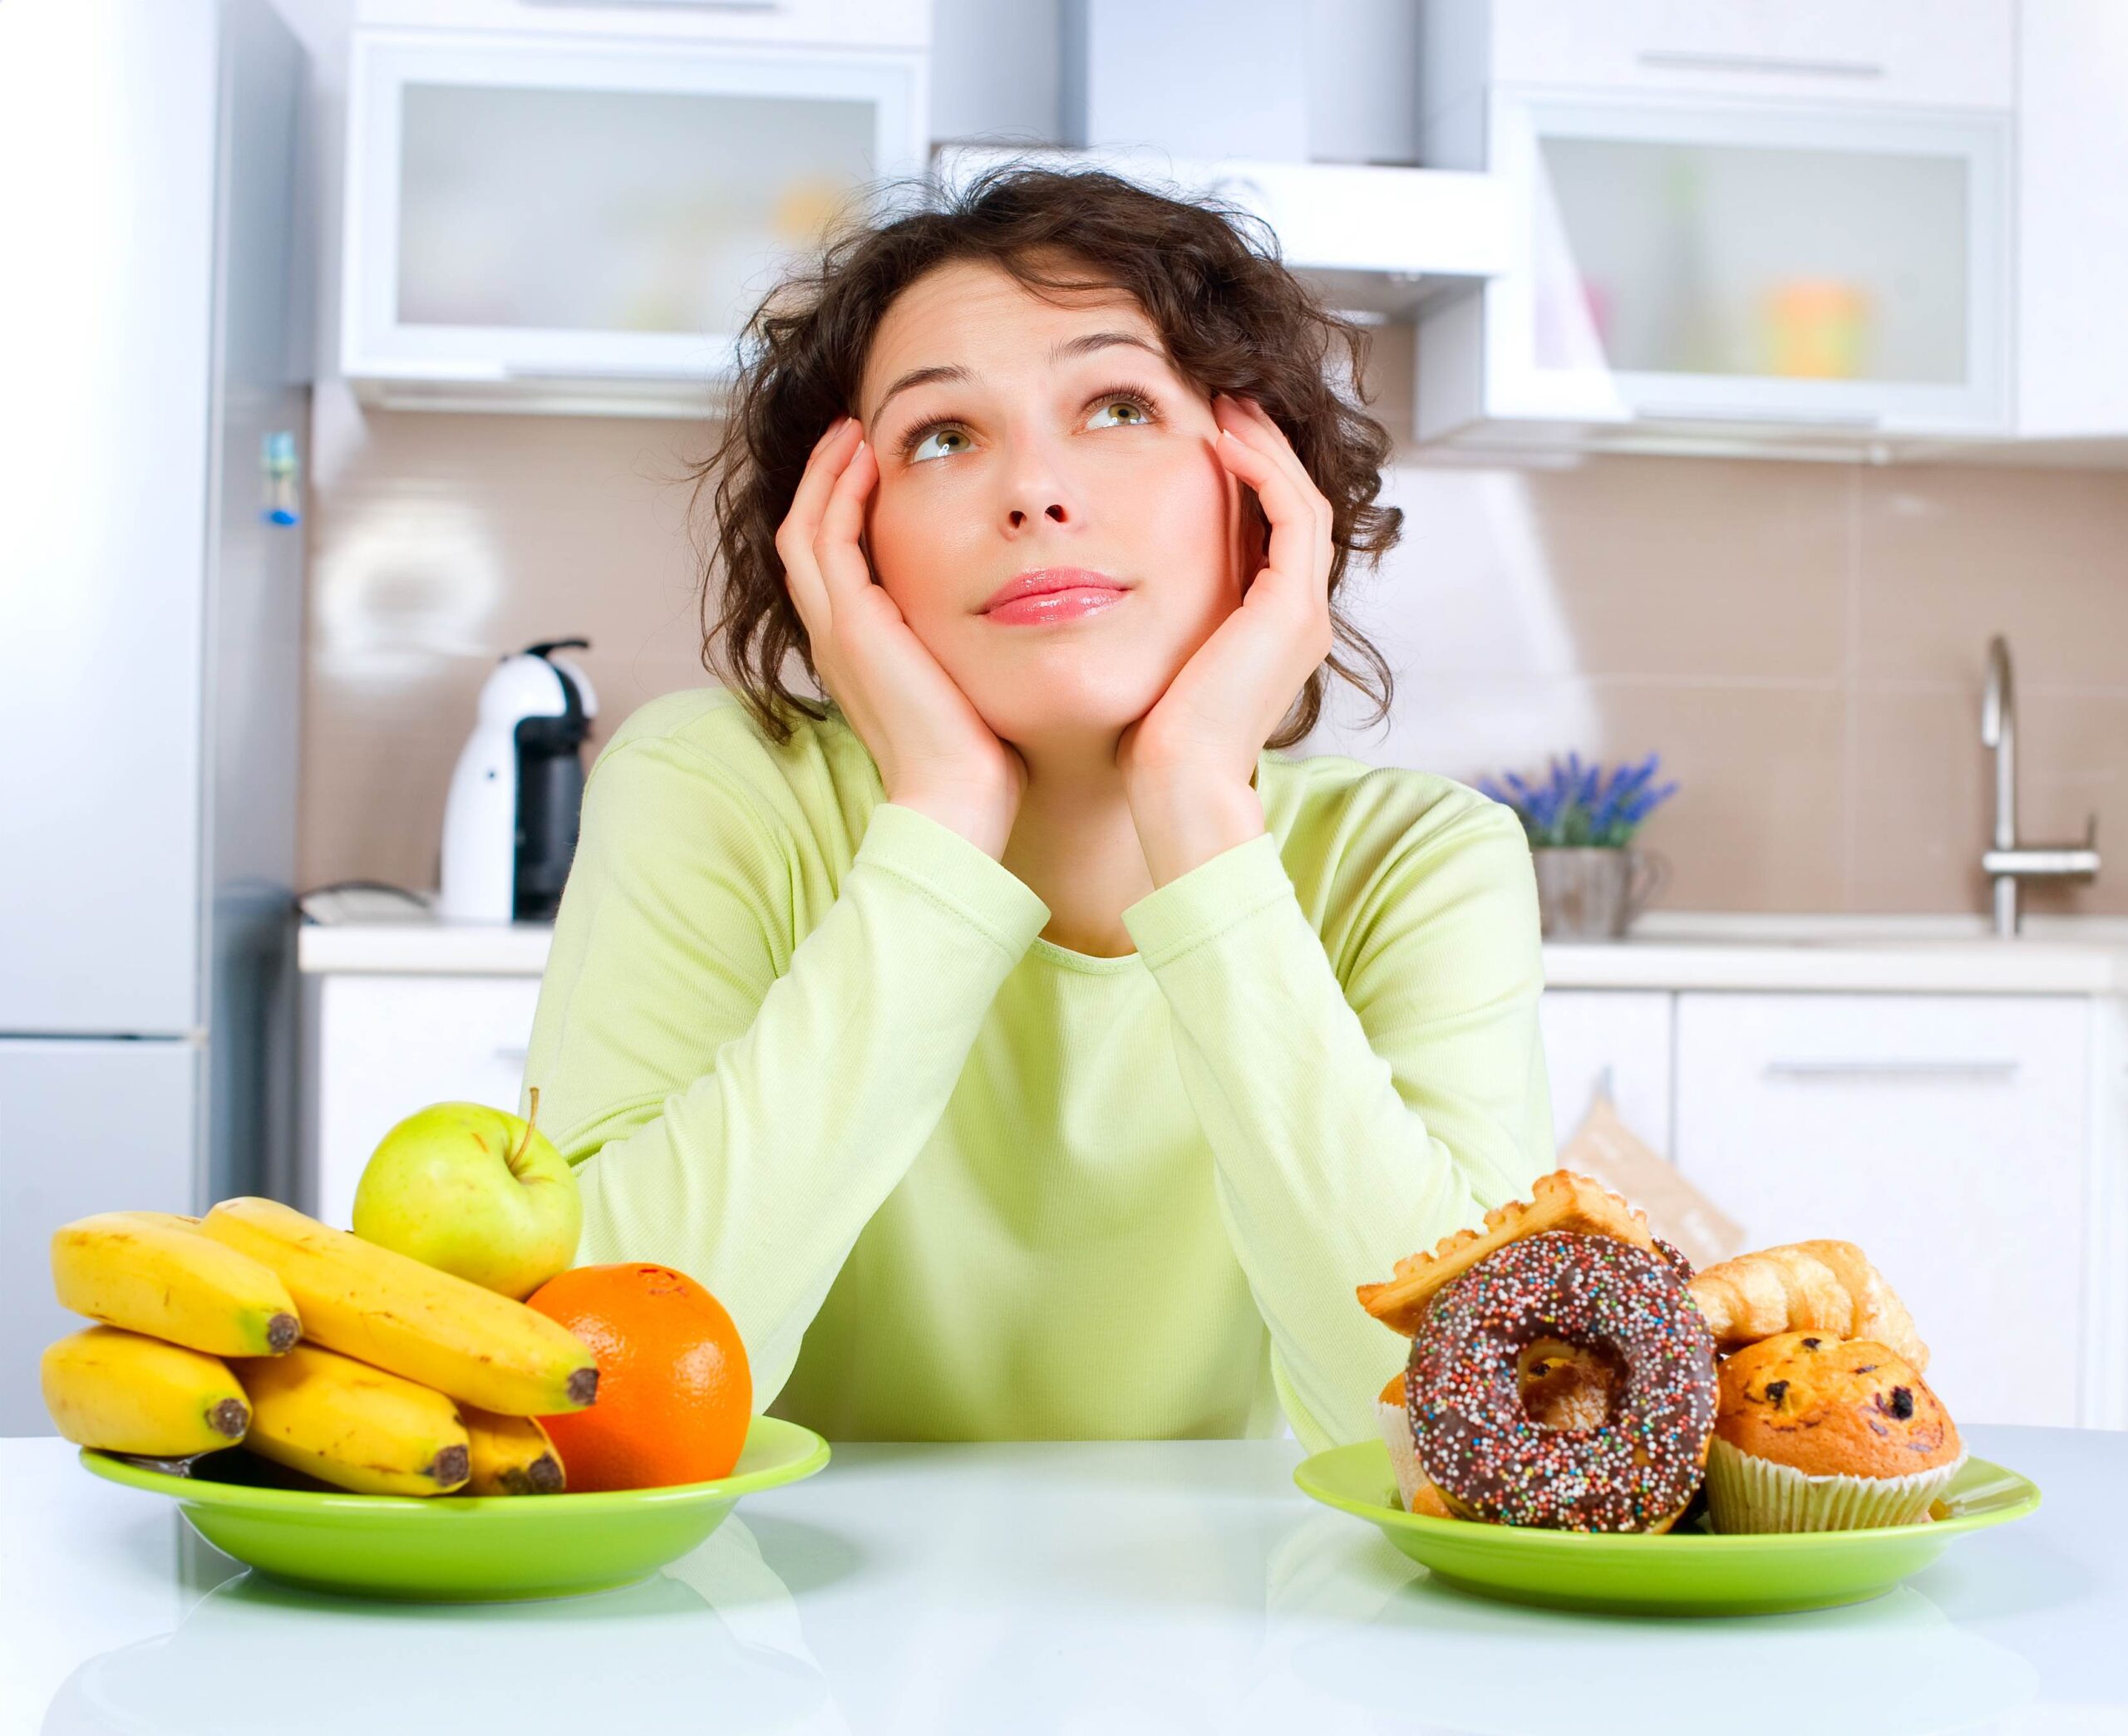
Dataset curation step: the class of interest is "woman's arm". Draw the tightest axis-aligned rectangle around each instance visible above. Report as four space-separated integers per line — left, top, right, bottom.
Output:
1118 797 1553 1456
520 732 1052 1409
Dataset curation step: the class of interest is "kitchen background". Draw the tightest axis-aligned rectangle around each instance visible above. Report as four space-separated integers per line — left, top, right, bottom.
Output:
7 0 2128 1439
281 0 2128 917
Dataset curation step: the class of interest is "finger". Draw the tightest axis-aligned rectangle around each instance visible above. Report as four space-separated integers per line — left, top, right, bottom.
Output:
780 419 863 632
1214 432 1333 622
812 436 881 616
786 416 861 539
1217 403 1332 571
1215 394 1323 517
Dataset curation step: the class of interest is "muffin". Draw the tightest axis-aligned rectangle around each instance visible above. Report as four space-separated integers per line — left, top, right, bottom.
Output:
1374 1371 1455 1517
1705 1331 1965 1532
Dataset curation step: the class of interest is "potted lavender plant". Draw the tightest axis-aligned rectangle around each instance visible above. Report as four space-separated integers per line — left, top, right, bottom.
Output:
1479 752 1680 939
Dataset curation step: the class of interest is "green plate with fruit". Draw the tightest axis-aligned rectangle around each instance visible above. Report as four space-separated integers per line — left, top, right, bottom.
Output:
1294 1439 2040 1616
81 1415 829 1603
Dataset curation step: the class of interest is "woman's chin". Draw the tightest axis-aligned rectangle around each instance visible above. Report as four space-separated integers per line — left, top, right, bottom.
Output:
978 688 1172 753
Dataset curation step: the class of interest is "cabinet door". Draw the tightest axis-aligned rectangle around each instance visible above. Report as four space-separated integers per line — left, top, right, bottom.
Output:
309 975 544 1232
1488 0 2014 111
1674 994 2089 1427
2015 0 2128 439
342 30 925 410
0 2 209 1034
1443 93 2010 442
1538 990 1672 1155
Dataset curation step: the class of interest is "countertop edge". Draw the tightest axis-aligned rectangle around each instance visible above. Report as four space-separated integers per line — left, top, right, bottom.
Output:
298 920 2128 993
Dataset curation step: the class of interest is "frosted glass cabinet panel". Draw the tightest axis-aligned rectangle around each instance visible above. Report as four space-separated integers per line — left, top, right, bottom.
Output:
1420 93 2010 448
344 31 926 411
1534 136 1968 385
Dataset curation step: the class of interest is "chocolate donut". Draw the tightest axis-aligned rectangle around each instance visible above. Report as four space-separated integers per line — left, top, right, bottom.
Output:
1406 1230 1717 1532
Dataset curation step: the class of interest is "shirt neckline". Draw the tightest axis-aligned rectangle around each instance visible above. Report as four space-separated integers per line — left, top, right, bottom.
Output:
1023 934 1147 975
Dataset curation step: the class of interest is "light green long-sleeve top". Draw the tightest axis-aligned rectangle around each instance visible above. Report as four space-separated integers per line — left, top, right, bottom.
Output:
521 686 1553 1456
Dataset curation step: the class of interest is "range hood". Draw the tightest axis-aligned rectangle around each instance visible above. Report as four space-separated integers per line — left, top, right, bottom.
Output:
931 144 1509 324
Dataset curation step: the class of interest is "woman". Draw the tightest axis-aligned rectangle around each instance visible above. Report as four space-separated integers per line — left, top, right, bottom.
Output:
520 163 1553 1455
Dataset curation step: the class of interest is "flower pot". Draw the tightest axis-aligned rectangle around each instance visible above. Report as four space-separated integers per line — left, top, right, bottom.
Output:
1531 847 1668 940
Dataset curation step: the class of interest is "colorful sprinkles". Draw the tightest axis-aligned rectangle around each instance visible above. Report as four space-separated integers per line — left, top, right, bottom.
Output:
1406 1231 1718 1532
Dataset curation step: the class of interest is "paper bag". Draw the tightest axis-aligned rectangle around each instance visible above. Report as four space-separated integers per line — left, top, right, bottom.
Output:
1557 1087 1746 1272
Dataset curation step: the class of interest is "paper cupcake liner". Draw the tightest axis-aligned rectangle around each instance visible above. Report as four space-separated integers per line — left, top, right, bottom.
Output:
1705 1435 1967 1533
1376 1398 1421 1512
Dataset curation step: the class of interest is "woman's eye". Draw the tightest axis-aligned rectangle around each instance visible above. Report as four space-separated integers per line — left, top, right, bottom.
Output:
908 425 971 464
1086 395 1152 430
904 394 1155 463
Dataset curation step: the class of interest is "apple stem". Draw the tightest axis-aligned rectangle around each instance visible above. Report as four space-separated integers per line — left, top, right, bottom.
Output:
510 1088 539 1168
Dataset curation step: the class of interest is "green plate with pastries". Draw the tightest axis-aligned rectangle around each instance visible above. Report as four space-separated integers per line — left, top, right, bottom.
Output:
1294 1440 2040 1616
80 1415 830 1603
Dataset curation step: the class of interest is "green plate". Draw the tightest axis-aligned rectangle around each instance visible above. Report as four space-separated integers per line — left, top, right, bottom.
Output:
1294 1440 2040 1616
81 1414 830 1603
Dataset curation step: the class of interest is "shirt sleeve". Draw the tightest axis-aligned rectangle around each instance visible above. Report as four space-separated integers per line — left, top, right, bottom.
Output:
520 735 1052 1410
1119 800 1554 1456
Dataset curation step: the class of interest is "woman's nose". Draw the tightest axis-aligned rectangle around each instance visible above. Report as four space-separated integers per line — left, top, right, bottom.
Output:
1007 500 1069 528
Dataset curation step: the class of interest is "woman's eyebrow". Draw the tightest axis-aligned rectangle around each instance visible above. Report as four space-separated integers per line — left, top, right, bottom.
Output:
866 331 1167 425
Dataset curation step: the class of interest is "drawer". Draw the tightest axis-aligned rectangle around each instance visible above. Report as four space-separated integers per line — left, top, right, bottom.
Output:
1484 0 2015 111
308 974 544 1232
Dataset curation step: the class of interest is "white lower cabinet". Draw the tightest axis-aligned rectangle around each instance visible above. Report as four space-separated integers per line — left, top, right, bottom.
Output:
304 974 542 1235
1672 992 2091 1428
1538 990 1674 1155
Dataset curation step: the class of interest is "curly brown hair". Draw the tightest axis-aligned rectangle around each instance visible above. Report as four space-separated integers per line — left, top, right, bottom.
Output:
687 158 1401 751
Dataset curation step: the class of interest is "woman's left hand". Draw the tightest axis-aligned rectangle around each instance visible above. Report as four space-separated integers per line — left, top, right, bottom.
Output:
1119 392 1337 884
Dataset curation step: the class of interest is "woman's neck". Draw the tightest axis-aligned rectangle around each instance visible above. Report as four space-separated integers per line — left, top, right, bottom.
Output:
1000 736 1152 959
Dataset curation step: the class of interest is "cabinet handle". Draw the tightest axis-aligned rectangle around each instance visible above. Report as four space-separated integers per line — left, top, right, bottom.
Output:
1764 1059 2021 1081
1633 407 1885 430
1638 51 1886 81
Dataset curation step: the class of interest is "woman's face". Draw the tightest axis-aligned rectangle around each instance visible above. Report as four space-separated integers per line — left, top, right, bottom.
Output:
856 257 1255 750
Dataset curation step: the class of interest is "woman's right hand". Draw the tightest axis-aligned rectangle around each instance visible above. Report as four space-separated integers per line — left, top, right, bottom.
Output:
775 416 1027 860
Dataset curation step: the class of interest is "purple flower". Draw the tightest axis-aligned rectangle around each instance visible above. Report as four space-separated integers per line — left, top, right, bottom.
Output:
1480 751 1677 847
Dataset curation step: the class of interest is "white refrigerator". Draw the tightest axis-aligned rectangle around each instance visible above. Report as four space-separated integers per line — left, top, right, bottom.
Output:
0 0 309 1433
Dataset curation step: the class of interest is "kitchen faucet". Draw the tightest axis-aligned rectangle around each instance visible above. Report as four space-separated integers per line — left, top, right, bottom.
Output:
1978 633 2099 936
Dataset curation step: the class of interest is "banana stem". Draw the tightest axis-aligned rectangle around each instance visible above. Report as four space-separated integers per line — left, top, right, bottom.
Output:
509 1088 539 1168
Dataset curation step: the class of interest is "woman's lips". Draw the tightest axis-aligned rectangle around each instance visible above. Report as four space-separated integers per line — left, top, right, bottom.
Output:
981 588 1127 626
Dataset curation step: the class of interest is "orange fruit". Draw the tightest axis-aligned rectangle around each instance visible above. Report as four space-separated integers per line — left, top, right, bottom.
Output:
525 1263 751 1492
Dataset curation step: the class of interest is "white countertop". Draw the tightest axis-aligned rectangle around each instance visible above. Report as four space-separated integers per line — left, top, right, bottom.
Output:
298 890 2128 993
3 1424 2121 1735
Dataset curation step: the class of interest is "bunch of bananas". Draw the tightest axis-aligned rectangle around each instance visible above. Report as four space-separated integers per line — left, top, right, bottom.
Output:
41 1199 591 1497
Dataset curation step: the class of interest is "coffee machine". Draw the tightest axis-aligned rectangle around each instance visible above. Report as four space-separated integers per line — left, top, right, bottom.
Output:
438 639 597 923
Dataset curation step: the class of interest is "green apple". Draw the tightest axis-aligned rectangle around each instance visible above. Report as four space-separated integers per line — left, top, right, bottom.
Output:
352 1089 581 1299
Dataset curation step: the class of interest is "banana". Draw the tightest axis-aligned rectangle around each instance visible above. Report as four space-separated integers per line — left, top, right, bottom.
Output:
197 1197 596 1416
458 1404 564 1495
42 1325 251 1456
234 1341 470 1497
52 1211 299 1357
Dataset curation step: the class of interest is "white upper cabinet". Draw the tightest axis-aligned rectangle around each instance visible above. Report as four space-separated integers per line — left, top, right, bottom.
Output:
2015 0 2128 441
341 26 928 414
1416 0 2014 458
1458 0 2013 111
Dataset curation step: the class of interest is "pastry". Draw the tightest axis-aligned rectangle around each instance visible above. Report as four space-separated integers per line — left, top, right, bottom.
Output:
1403 1231 1718 1532
1356 1169 1658 1336
1704 1331 1964 1532
1689 1242 1928 1370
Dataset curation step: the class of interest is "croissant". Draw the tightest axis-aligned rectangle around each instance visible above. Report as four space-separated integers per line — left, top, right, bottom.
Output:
1687 1240 1928 1370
